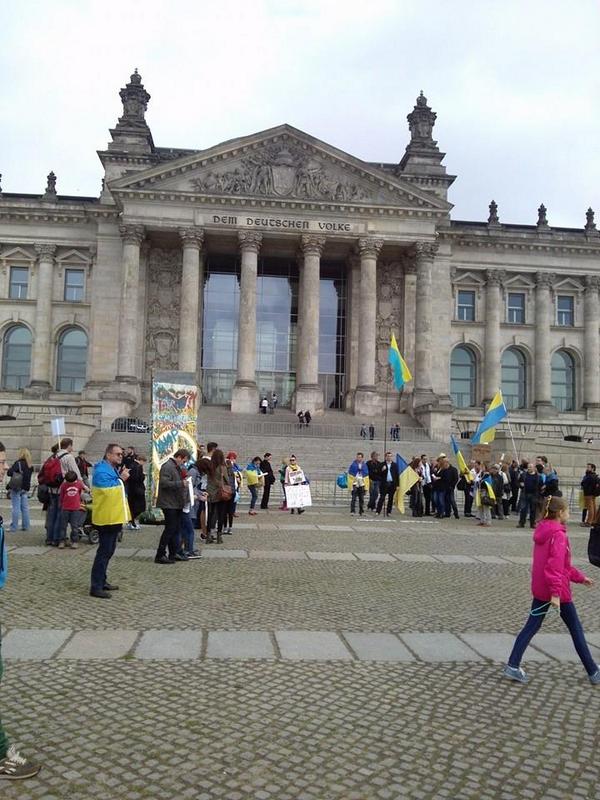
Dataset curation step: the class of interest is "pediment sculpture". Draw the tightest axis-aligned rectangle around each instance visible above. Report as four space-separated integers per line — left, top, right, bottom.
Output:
189 143 370 202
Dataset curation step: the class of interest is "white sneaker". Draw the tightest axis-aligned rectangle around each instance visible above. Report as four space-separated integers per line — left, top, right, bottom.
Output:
0 745 41 780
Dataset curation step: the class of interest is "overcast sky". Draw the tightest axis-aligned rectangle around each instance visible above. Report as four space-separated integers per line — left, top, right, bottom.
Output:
1 0 598 228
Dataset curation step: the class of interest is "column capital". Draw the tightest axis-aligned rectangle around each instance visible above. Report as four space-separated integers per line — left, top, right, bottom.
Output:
357 237 384 258
179 227 204 249
585 275 600 291
485 268 505 287
300 234 326 256
238 230 263 253
119 224 145 246
412 240 439 261
34 243 56 260
535 270 555 289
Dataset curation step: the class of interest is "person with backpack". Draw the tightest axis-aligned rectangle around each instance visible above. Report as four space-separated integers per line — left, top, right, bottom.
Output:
6 448 34 532
0 441 41 780
37 445 68 546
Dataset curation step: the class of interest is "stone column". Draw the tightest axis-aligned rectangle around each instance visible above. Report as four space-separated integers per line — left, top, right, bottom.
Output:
352 237 384 416
295 235 325 414
402 258 417 403
345 254 361 404
534 271 554 416
412 241 438 408
584 275 600 416
231 230 262 413
28 243 56 394
116 224 145 383
483 269 504 403
178 227 204 374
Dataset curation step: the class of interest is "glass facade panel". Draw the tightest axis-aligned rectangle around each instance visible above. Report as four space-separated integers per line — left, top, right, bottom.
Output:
201 255 346 407
2 325 32 389
457 290 475 322
501 347 527 409
56 328 88 392
551 350 575 412
64 269 85 302
450 346 476 408
9 267 28 300
507 292 525 324
557 295 574 326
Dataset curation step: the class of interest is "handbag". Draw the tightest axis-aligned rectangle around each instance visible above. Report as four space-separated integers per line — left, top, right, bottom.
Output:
216 484 233 502
7 462 23 492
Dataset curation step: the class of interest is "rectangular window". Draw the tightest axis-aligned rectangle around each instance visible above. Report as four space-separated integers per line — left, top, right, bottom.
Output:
9 266 28 300
64 269 85 302
456 290 475 322
557 295 574 327
507 292 525 324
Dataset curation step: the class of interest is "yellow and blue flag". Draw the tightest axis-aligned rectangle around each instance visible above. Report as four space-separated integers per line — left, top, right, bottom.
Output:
471 391 508 445
450 434 472 483
395 453 420 513
388 334 412 391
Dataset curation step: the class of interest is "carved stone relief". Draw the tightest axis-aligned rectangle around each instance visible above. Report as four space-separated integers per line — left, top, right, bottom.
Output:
144 247 182 375
375 261 404 386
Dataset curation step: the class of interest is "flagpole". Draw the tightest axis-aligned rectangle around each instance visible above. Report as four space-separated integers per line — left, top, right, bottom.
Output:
383 370 389 458
505 412 520 462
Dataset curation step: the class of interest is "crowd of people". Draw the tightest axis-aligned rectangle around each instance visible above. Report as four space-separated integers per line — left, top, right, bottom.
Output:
344 450 570 527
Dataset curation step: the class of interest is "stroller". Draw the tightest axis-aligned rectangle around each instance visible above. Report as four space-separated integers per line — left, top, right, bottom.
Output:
81 501 124 545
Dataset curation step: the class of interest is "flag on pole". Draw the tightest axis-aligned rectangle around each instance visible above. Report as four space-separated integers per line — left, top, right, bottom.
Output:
450 434 472 482
475 475 496 508
470 390 508 444
388 334 412 391
395 452 420 513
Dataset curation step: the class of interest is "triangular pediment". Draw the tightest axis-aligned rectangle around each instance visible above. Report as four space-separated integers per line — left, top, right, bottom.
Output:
110 124 451 212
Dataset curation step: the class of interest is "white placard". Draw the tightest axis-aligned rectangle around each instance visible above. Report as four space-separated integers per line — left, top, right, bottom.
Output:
186 477 195 509
285 483 312 508
50 417 66 437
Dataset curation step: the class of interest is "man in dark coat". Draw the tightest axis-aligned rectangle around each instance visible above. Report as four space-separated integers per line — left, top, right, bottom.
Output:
155 448 190 564
260 453 276 510
376 451 399 516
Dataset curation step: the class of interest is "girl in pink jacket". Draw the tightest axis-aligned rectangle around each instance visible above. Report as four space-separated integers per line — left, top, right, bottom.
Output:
503 495 600 684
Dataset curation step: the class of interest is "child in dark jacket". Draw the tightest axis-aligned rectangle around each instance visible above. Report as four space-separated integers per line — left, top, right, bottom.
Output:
504 496 600 685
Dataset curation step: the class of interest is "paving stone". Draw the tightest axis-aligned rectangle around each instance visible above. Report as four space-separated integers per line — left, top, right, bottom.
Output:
343 632 415 662
432 554 476 564
503 556 532 565
58 629 138 659
529 634 585 662
317 525 353 531
276 630 353 660
230 523 257 529
278 525 318 530
354 552 396 562
12 546 48 555
207 630 275 659
400 633 482 662
392 553 436 562
306 551 356 561
201 549 248 558
135 630 202 660
248 550 307 560
134 548 157 559
2 628 72 660
459 633 550 662
473 555 508 564
585 633 600 650
113 548 139 558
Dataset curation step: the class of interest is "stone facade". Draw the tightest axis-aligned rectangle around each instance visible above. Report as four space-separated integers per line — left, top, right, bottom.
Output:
0 71 599 436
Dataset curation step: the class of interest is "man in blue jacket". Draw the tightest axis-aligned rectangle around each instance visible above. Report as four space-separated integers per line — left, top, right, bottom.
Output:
0 442 40 780
348 452 369 516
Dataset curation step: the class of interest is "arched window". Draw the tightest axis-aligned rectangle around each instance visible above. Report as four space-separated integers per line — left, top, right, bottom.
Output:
450 345 476 408
56 328 88 392
551 350 576 412
501 347 527 409
1 325 32 390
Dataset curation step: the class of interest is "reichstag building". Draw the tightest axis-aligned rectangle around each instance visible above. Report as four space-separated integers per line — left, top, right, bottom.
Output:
1 70 599 436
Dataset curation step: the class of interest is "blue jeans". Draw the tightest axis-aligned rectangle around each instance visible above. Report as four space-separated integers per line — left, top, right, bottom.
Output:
180 511 195 553
46 493 63 543
368 480 380 511
519 494 537 527
249 485 258 510
90 524 121 592
433 489 447 515
60 509 84 542
508 598 598 675
10 490 30 531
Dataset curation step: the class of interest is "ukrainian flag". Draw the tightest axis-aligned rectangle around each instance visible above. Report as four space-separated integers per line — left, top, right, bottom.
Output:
475 475 496 507
388 334 412 391
395 453 420 514
470 390 508 445
450 434 472 483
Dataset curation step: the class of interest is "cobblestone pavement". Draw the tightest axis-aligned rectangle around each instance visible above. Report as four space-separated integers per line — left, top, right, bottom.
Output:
2 501 600 799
